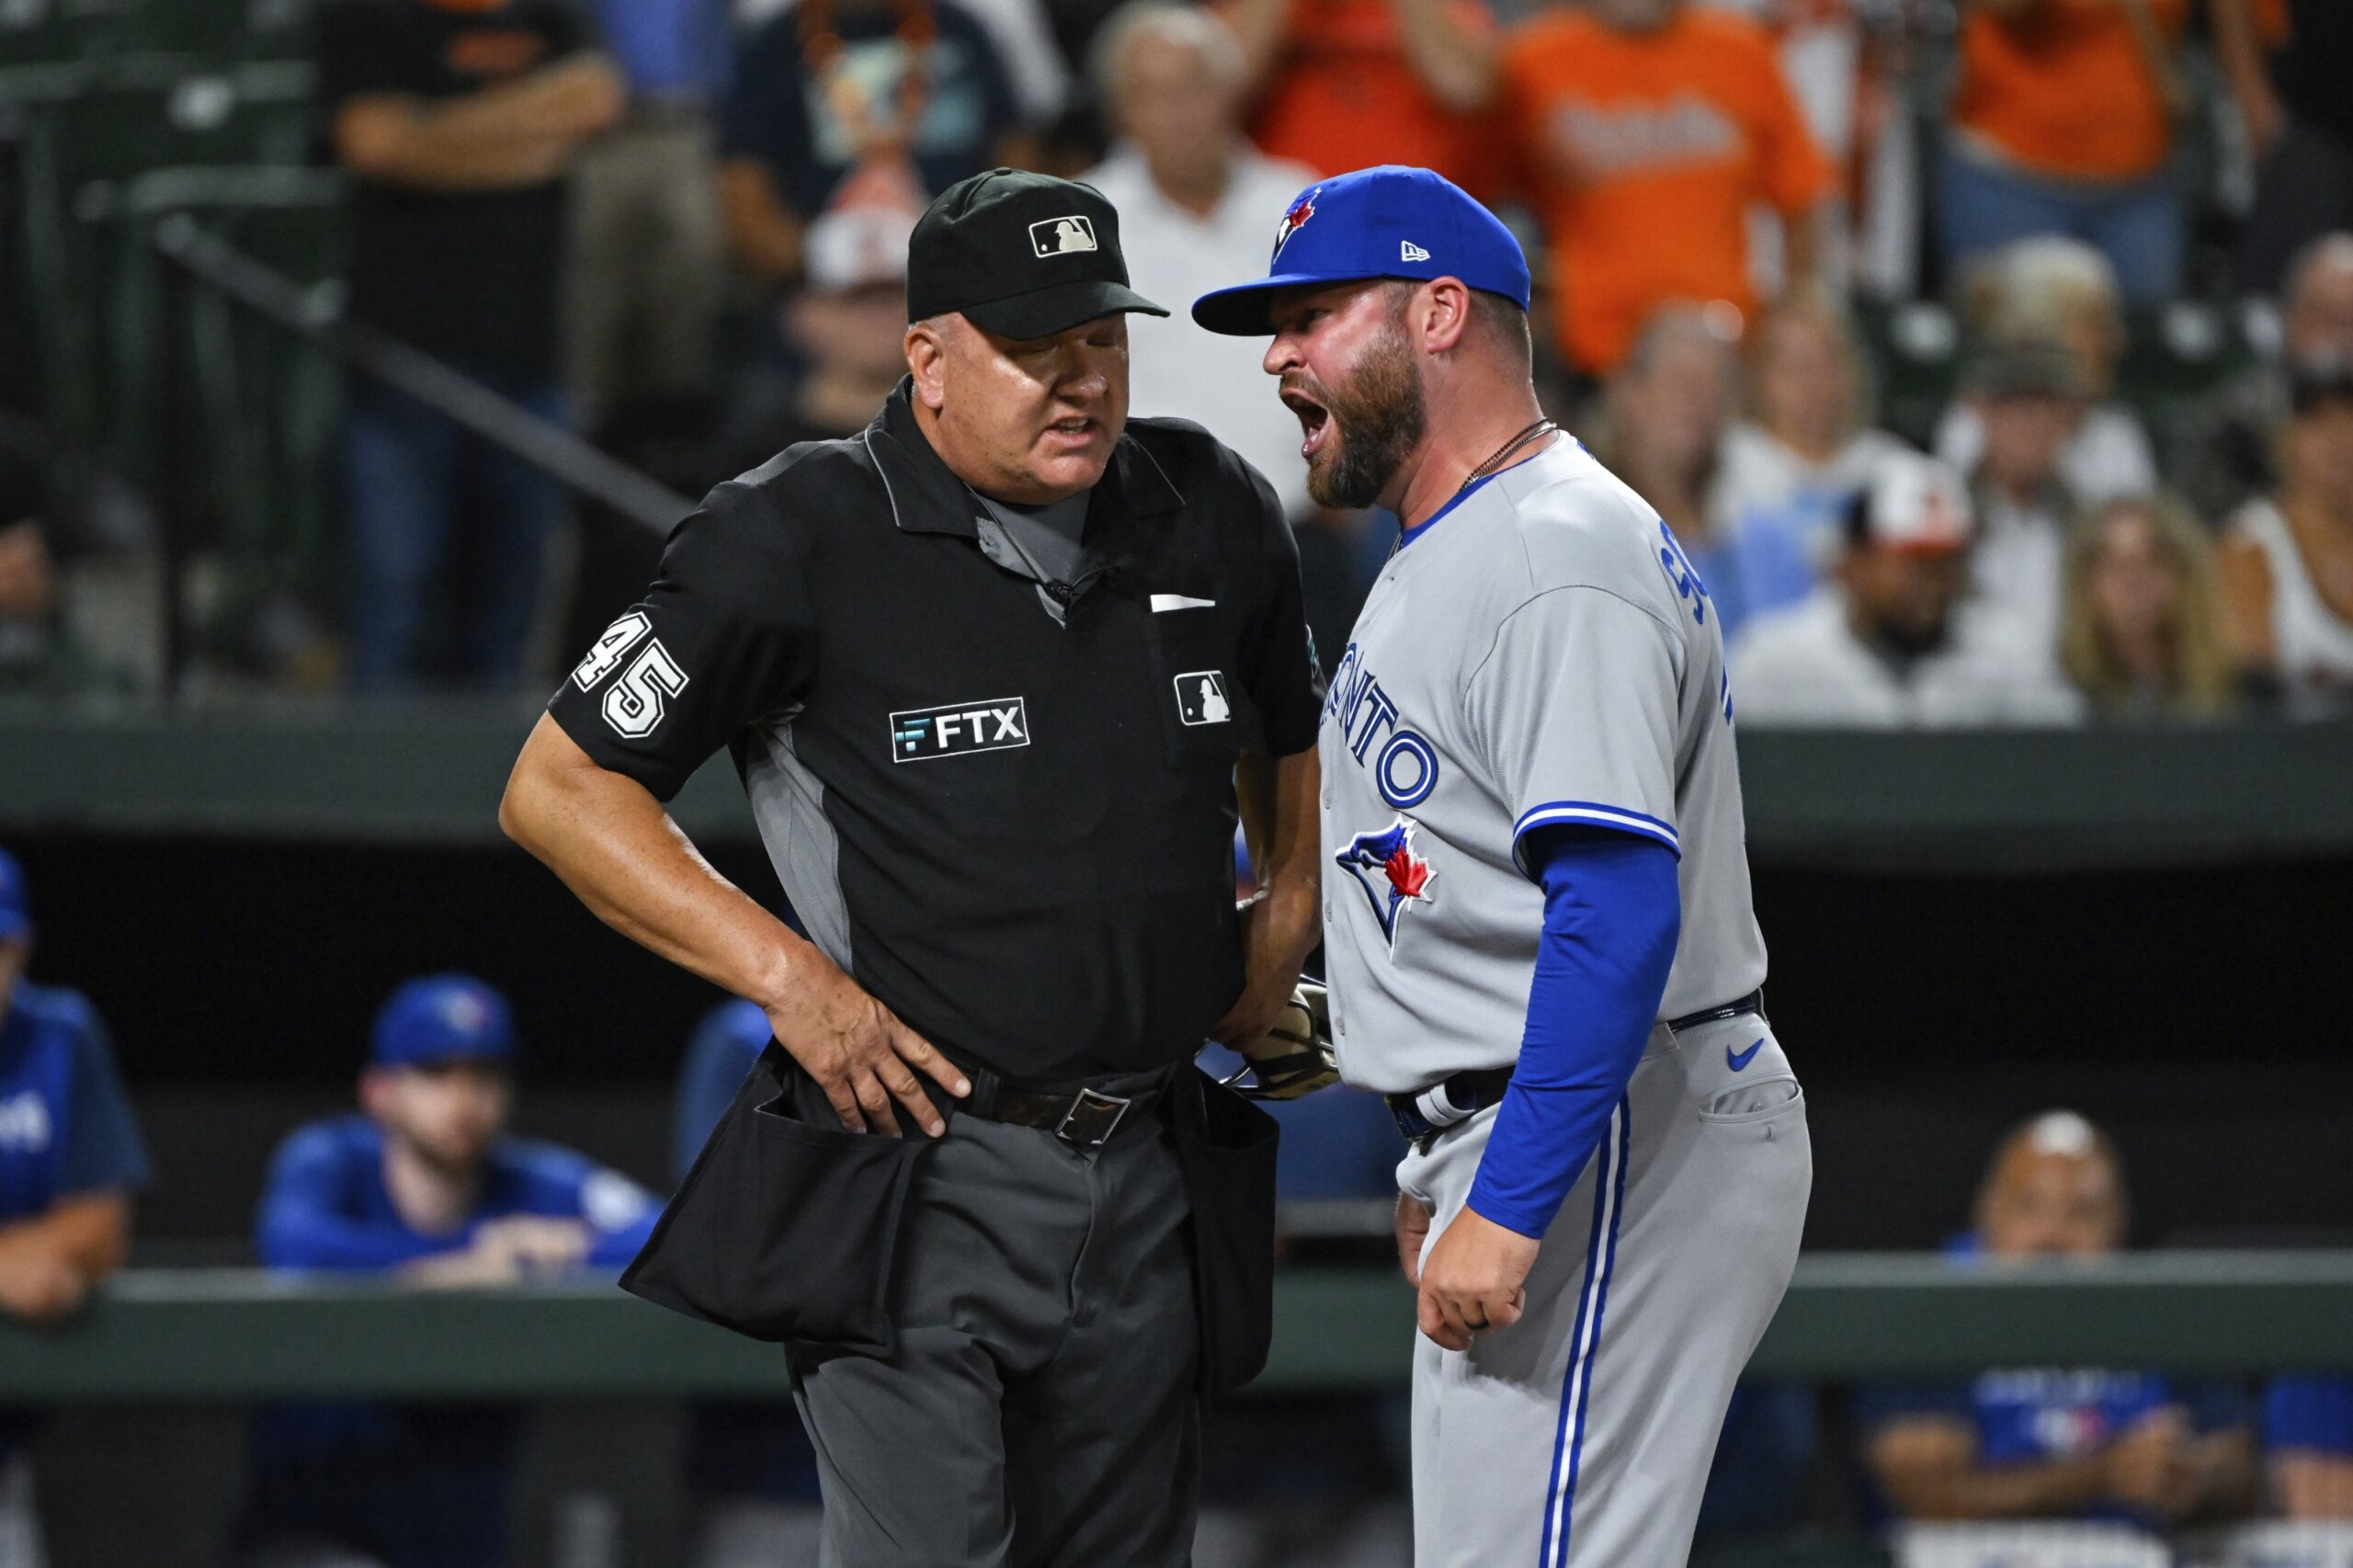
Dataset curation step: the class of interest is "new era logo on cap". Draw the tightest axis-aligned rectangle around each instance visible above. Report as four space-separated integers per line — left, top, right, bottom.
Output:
1401 241 1429 262
1029 215 1097 257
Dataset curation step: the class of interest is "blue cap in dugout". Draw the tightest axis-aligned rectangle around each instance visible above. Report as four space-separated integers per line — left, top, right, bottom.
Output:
1191 165 1532 337
0 846 26 941
371 973 515 1069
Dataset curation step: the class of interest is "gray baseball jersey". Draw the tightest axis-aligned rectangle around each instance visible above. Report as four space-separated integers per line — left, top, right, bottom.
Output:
1317 436 1768 1096
1317 435 1809 1568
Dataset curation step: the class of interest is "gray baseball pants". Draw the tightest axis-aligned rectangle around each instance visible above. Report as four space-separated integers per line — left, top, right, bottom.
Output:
1399 1010 1812 1568
788 1107 1199 1568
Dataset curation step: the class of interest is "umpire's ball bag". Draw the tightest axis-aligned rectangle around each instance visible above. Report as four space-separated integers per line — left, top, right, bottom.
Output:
621 1040 919 1357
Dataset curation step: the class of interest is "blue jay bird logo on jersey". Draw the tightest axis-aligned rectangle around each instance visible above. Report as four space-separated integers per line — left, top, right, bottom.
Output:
1336 816 1437 952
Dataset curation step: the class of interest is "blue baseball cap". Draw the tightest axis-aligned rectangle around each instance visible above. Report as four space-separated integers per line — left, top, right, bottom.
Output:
371 974 515 1069
1192 165 1532 337
0 847 27 942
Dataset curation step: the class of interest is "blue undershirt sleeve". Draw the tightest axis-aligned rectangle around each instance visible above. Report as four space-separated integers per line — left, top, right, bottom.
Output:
1466 826 1681 1240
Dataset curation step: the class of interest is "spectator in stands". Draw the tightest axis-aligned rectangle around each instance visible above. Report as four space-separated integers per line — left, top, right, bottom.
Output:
2177 233 2353 524
567 0 731 430
0 846 150 1568
1722 290 1908 524
1714 291 1911 631
2215 0 2353 299
1597 310 1739 555
2059 495 2237 722
1224 0 1501 203
1958 337 2086 649
710 176 923 479
1489 0 1836 378
0 420 88 699
1084 3 1315 514
1598 308 1814 642
1938 237 2157 509
1731 449 2078 727
671 999 825 1568
2218 360 2353 713
1861 1111 2256 1528
316 0 623 694
2263 1380 2353 1519
1937 0 2188 303
232 973 657 1568
716 0 1026 290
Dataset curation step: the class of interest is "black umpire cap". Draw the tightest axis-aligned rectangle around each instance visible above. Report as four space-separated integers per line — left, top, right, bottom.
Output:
907 168 1169 340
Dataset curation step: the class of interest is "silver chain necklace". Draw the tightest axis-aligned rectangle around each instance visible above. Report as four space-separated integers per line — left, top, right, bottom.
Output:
1459 418 1561 493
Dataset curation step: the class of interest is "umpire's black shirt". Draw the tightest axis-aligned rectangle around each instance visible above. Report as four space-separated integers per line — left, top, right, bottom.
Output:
551 381 1322 1082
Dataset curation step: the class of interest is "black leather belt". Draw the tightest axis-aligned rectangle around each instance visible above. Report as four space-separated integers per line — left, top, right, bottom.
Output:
1386 989 1765 1144
961 1067 1172 1150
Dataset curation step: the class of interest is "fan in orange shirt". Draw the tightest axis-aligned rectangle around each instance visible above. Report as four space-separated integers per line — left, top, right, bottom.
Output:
1222 0 1508 201
1495 0 1836 377
1938 0 2191 303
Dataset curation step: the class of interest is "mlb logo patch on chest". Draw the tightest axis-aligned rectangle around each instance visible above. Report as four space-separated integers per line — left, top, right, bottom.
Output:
890 697 1030 761
1175 671 1231 726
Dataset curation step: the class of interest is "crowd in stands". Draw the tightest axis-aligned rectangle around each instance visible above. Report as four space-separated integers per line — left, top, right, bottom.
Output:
4 0 2352 719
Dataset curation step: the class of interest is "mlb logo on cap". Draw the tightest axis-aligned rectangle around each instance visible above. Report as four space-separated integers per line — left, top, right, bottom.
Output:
1030 215 1098 256
1194 165 1531 336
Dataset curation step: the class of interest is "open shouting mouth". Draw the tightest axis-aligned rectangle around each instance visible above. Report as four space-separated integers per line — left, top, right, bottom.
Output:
1281 381 1333 460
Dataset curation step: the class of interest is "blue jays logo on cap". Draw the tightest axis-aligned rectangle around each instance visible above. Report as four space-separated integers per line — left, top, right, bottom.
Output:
1195 165 1531 337
1272 188 1318 261
1336 816 1437 952
371 973 515 1069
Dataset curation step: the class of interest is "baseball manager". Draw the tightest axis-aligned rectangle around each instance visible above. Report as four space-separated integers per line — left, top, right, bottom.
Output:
502 169 1324 1567
1195 165 1813 1567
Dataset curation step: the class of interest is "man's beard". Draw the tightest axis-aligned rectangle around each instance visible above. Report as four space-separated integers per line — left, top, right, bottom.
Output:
1873 610 1951 661
1301 328 1426 511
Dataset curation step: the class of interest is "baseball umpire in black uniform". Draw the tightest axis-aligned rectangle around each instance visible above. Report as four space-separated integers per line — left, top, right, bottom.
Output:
500 168 1324 1567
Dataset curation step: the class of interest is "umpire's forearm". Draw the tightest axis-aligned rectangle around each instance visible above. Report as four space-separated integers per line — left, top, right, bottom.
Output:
500 714 810 1011
1247 747 1324 969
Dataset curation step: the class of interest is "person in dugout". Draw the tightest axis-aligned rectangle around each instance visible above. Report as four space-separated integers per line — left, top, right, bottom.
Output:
229 972 656 1568
0 846 152 1568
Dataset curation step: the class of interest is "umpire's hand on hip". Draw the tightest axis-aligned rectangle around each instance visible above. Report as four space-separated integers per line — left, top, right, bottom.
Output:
763 955 971 1140
497 716 972 1142
1415 1203 1540 1351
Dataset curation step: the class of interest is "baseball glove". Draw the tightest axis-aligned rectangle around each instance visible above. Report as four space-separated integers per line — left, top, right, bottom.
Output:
1222 981 1339 1100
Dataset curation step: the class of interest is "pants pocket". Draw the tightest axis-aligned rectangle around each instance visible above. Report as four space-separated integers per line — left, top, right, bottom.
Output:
1165 1069 1280 1399
1699 1078 1803 1124
622 1043 922 1356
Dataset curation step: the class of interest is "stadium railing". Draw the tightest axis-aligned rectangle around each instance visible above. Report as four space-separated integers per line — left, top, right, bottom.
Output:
5 711 2351 870
6 1252 2350 1399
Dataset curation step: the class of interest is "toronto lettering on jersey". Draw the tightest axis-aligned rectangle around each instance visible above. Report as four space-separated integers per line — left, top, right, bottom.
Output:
1323 642 1438 810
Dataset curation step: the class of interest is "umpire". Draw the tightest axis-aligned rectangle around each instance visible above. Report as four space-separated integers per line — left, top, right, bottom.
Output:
500 168 1324 1567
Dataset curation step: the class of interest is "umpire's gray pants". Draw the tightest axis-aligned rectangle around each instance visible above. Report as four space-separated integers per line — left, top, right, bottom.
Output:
789 1106 1199 1568
1400 1011 1812 1568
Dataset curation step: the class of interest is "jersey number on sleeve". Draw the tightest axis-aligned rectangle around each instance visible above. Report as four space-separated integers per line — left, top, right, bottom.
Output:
572 611 652 690
603 641 690 738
